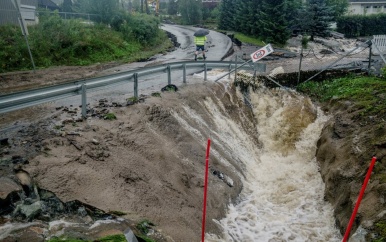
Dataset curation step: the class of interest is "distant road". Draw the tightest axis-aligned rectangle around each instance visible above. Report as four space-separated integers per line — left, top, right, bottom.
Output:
50 25 233 107
159 24 233 62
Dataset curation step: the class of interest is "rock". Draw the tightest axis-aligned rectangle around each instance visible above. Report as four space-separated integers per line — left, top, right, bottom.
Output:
224 176 234 187
161 84 178 92
92 139 99 145
349 225 367 242
0 138 9 146
124 228 139 242
78 206 88 217
16 170 32 188
16 201 44 220
0 177 22 200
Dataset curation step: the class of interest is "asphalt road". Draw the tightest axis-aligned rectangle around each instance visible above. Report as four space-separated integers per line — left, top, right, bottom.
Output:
159 24 233 61
53 24 233 107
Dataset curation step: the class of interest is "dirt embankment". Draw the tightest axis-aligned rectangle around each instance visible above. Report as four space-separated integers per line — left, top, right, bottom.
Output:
1 83 249 241
316 99 386 240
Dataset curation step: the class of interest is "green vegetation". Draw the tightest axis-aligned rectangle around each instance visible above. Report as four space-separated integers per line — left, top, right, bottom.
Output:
151 92 162 97
297 76 386 117
97 234 126 242
104 113 117 120
374 221 386 242
47 234 126 242
0 12 172 73
127 96 139 104
137 235 156 242
234 33 265 47
337 13 386 38
136 219 155 234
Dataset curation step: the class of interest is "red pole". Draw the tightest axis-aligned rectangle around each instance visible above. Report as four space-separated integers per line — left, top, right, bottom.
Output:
201 139 211 242
342 156 377 242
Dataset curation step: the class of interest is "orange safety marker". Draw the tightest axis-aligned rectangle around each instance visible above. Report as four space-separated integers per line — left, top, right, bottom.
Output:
342 156 377 242
201 139 211 242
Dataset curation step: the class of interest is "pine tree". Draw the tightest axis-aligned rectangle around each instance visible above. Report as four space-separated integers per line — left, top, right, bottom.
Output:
258 0 290 45
218 0 235 30
62 0 73 12
235 0 261 35
178 0 202 25
326 0 349 20
303 0 334 40
167 0 178 15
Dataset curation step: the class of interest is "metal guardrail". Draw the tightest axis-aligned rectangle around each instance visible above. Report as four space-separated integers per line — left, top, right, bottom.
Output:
0 61 265 116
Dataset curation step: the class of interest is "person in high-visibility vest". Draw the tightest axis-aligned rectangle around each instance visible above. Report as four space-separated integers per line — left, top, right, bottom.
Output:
194 35 207 61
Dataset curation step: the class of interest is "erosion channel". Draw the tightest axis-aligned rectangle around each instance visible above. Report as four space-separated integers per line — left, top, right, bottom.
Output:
3 68 374 241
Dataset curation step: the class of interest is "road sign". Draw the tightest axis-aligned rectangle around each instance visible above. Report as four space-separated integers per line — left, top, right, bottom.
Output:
250 44 274 62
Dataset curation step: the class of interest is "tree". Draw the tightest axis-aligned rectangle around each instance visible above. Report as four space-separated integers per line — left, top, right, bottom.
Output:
72 0 120 23
302 0 334 40
258 0 290 45
233 0 256 34
326 0 348 20
62 0 73 12
218 0 236 30
167 0 178 15
178 0 202 25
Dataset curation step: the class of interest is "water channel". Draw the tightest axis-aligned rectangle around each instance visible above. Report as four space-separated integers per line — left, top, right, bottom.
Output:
187 70 343 242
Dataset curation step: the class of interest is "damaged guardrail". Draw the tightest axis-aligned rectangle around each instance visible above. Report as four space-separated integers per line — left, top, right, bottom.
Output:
0 61 264 116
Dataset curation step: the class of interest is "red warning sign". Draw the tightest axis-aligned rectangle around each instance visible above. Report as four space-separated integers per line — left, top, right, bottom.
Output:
250 44 274 62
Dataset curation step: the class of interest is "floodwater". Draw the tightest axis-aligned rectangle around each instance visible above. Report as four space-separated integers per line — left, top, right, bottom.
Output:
187 70 342 242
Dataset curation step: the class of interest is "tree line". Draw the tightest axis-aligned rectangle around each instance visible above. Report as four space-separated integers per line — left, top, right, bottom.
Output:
218 0 348 45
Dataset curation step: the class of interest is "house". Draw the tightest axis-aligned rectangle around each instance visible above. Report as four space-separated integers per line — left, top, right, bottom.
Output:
38 0 60 11
0 0 38 26
348 0 386 15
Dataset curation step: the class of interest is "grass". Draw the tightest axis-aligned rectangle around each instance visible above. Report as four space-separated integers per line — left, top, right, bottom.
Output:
104 113 117 120
48 234 126 242
297 75 386 117
234 33 266 46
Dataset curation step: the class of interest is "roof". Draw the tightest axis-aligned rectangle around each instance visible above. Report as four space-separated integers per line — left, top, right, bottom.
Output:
38 0 60 10
349 0 386 3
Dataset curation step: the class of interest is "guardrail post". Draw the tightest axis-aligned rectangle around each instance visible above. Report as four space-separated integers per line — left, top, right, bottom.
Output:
167 65 171 85
183 64 187 83
204 63 207 81
81 84 87 118
134 73 138 99
228 64 231 79
234 55 238 81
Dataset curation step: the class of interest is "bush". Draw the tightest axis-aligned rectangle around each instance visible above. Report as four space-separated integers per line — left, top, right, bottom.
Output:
0 11 169 73
0 25 30 72
382 66 386 80
337 13 386 37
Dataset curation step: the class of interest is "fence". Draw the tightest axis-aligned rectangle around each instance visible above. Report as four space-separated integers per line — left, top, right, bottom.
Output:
0 6 100 26
227 35 378 89
0 61 263 116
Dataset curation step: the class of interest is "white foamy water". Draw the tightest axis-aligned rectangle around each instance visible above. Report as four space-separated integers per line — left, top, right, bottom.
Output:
187 70 342 242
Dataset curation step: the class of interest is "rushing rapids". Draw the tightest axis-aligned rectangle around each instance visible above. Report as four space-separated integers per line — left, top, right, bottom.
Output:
189 70 342 241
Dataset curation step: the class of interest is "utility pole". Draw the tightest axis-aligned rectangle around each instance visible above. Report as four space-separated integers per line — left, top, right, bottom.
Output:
12 0 36 71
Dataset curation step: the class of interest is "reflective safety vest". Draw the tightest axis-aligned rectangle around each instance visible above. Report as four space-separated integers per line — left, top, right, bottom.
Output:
194 36 207 46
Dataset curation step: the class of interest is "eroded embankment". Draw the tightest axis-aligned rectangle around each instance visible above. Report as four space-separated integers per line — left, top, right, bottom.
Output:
1 82 254 241
316 100 386 241
3 72 384 241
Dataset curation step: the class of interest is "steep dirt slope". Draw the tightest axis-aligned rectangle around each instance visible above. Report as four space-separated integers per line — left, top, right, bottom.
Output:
316 99 386 240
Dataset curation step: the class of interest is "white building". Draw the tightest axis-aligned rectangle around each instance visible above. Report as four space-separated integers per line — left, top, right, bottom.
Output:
348 0 386 15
